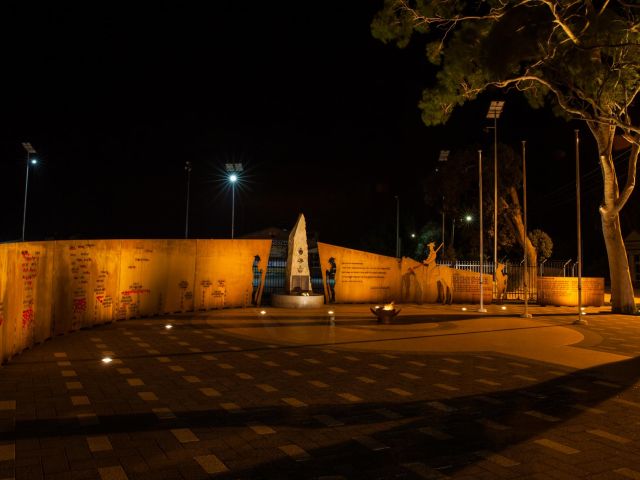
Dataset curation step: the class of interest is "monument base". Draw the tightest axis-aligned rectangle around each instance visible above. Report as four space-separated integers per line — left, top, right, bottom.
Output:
271 293 325 309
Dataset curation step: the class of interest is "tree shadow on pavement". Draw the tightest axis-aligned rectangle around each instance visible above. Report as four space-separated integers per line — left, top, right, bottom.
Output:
7 355 640 479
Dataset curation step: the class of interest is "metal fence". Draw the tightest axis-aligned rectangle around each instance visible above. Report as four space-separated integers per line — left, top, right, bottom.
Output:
437 259 577 302
261 240 323 302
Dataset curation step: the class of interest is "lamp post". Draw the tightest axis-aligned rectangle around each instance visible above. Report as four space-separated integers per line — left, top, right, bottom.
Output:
486 100 505 291
184 161 192 239
521 141 532 318
573 130 586 325
452 214 472 249
21 142 37 242
438 150 449 252
225 163 243 239
395 195 400 258
478 150 487 313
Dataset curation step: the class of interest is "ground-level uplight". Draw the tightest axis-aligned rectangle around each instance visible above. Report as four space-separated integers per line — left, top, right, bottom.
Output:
101 357 113 364
165 324 173 330
461 307 467 311
501 306 507 310
260 310 267 315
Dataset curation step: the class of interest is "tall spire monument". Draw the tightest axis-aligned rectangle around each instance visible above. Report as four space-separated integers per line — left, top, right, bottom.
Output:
271 213 325 308
285 213 311 293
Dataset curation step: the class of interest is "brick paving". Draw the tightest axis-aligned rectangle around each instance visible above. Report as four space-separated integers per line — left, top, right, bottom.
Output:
1 305 640 479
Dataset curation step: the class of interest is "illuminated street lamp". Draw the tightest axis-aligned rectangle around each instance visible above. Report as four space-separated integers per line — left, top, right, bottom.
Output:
451 214 472 249
225 163 243 239
21 142 37 242
487 100 505 289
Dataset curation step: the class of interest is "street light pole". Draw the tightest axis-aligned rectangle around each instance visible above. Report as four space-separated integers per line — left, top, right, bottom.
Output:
478 150 487 313
184 161 192 239
225 163 243 240
573 130 586 325
21 142 37 242
521 140 532 318
442 198 445 252
493 115 498 285
487 101 504 294
395 195 400 257
231 179 236 239
438 150 449 254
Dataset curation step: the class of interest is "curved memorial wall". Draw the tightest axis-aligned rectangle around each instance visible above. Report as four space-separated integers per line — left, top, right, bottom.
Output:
0 239 271 363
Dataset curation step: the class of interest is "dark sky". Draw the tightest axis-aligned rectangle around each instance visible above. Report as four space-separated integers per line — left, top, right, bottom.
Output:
0 1 629 274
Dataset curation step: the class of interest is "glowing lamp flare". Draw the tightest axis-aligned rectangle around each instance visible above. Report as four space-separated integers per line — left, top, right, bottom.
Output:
327 310 334 315
260 310 267 315
165 324 173 330
101 357 113 364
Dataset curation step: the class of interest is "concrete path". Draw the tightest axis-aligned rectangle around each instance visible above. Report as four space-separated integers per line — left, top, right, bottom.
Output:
219 304 628 369
1 303 640 479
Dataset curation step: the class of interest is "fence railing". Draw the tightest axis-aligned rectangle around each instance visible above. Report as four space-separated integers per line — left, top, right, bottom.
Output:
436 259 577 302
260 241 323 302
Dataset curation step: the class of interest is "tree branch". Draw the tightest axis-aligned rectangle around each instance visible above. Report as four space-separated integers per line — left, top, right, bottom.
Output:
613 136 640 213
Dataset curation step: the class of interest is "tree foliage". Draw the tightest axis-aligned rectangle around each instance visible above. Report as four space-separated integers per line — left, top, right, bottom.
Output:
426 144 550 262
529 229 553 261
373 1 640 134
373 0 640 313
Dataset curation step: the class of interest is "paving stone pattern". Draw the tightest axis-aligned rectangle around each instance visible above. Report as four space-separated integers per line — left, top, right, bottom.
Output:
1 309 640 479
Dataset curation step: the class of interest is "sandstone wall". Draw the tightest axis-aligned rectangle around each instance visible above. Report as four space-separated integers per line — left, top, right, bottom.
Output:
0 239 271 363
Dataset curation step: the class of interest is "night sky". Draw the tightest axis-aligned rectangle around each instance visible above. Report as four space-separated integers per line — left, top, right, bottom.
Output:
1 1 632 276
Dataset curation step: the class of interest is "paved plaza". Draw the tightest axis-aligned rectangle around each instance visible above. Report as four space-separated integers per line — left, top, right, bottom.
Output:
2 303 640 479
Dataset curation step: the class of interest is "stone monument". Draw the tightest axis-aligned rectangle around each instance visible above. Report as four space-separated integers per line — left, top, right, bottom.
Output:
285 214 312 293
271 213 324 308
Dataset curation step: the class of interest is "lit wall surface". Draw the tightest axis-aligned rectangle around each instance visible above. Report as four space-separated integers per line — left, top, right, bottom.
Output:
318 243 494 304
537 277 605 307
0 239 271 363
318 242 402 304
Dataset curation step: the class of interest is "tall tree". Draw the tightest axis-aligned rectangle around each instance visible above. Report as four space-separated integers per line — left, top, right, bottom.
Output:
427 145 544 265
373 0 640 313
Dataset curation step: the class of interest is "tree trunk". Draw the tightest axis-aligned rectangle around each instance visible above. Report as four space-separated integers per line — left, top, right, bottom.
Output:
590 122 638 314
601 212 635 313
506 186 537 266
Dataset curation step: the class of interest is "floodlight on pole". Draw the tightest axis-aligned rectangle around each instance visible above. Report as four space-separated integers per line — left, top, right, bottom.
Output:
486 100 505 298
478 150 487 313
225 163 243 239
21 142 37 242
438 150 449 162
